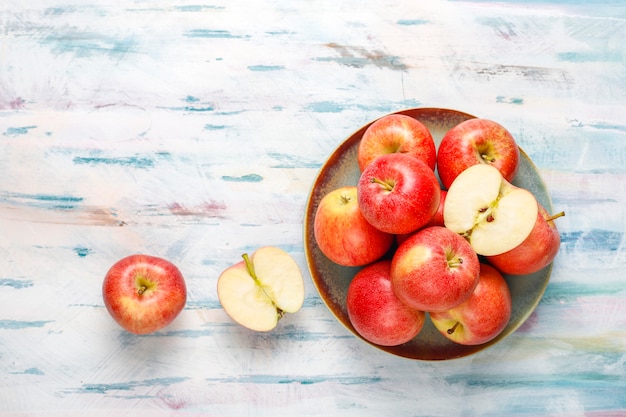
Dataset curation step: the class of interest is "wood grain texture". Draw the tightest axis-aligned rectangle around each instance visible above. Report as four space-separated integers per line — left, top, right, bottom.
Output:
1 1 625 415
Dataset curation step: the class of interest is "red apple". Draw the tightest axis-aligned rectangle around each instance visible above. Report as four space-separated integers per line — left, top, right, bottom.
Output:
487 205 564 275
391 226 480 312
431 263 512 345
102 254 187 334
357 113 436 171
314 186 394 266
347 260 425 346
437 118 520 189
357 153 440 235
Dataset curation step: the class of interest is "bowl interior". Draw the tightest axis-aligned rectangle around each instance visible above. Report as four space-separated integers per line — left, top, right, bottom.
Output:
304 108 553 360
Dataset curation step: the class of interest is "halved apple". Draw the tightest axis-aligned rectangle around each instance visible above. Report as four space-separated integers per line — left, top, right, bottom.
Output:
443 164 538 256
217 246 305 331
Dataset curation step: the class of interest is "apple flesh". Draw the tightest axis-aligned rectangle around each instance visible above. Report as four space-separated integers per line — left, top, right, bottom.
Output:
102 254 187 335
314 186 394 266
487 205 564 275
443 163 538 256
437 118 520 189
358 113 436 171
431 263 512 345
217 246 305 332
347 260 425 346
391 226 480 312
357 152 440 235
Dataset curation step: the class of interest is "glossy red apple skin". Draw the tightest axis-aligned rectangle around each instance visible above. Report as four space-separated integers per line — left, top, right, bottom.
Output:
431 263 512 345
391 226 480 312
437 118 520 189
358 114 436 171
395 189 446 247
487 204 562 275
314 186 394 267
357 153 440 235
347 260 425 346
103 254 187 335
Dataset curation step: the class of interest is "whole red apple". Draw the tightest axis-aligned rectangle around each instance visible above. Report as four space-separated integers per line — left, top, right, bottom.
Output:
431 263 512 345
314 186 394 266
357 113 436 172
347 260 425 346
487 205 564 275
357 153 440 235
102 254 187 334
391 226 480 312
437 118 520 189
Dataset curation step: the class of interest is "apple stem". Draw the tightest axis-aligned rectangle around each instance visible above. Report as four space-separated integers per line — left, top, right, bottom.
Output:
448 257 464 268
137 286 147 295
447 322 460 335
370 177 394 192
242 253 258 281
547 211 565 222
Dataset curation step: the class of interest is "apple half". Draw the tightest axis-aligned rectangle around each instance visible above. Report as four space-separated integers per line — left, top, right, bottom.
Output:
443 164 538 256
217 246 305 332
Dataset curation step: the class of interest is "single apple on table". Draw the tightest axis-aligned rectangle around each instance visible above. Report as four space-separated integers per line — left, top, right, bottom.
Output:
217 246 305 332
437 118 520 189
357 113 437 172
347 260 425 346
444 163 538 256
391 226 480 313
357 152 440 235
102 254 187 335
431 263 512 345
487 204 565 275
314 186 394 266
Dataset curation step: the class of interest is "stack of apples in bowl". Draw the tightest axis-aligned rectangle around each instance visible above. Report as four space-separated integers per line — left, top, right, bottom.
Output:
305 108 564 360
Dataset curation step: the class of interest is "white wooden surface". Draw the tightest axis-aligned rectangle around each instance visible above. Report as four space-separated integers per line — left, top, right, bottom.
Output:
1 1 625 416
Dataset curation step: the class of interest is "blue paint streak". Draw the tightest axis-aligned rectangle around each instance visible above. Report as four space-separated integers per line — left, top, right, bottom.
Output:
397 19 430 26
305 101 346 113
73 156 154 168
1 192 83 210
0 320 52 329
183 29 246 39
74 377 189 394
209 375 384 385
204 124 227 130
3 126 37 136
40 31 137 58
221 174 263 182
496 96 524 105
0 278 34 289
182 95 200 103
10 368 45 375
558 51 622 63
73 246 92 257
174 5 225 11
268 153 322 169
247 65 285 72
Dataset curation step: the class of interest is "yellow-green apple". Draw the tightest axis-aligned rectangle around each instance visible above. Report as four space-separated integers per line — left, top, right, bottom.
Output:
444 163 538 256
487 205 565 275
347 260 425 346
217 246 305 332
357 153 440 235
314 186 394 266
102 254 187 334
391 226 480 312
358 114 436 171
437 118 520 189
431 263 512 345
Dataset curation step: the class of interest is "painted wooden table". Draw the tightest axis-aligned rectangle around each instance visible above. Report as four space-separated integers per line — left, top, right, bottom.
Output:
1 1 624 416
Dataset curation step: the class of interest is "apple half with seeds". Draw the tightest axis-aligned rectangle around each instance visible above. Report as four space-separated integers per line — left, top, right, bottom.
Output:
217 246 305 332
443 164 538 256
